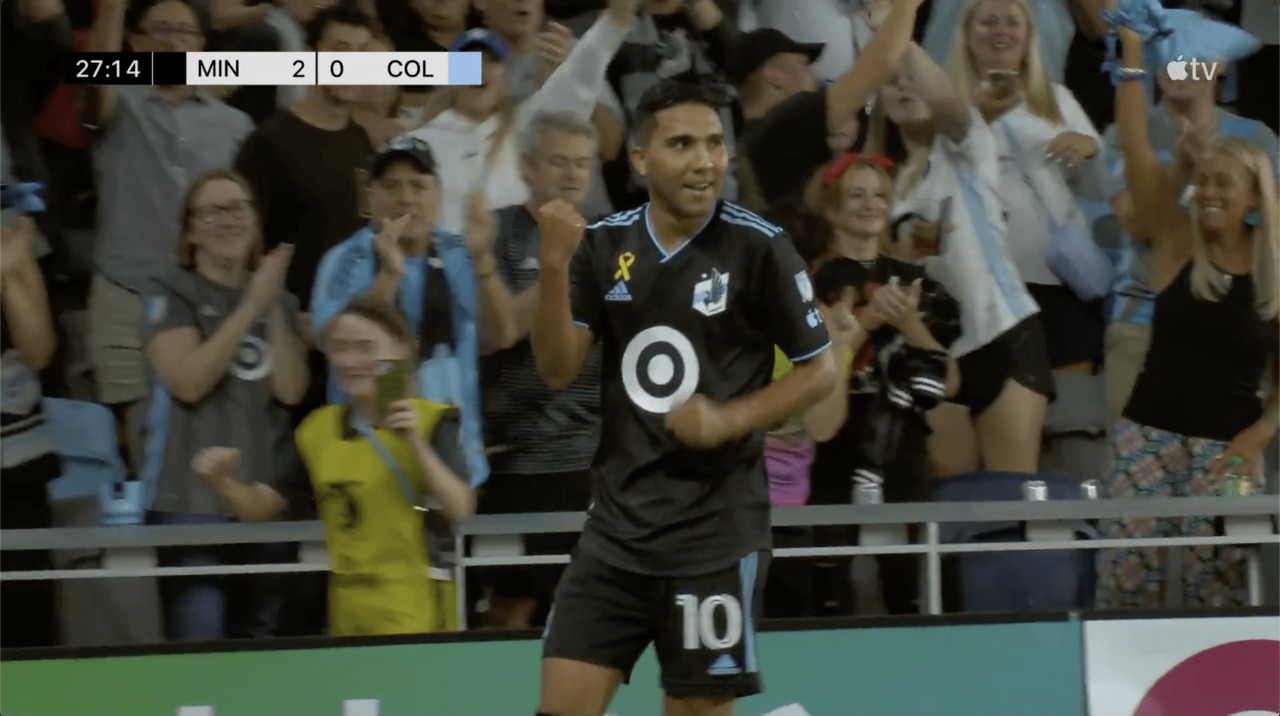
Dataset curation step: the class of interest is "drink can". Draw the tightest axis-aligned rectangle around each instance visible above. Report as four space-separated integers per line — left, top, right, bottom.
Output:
854 481 884 505
1021 479 1049 501
1219 478 1253 496
1080 480 1100 500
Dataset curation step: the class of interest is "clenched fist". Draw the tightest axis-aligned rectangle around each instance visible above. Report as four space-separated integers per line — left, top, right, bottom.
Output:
537 199 587 271
192 447 242 491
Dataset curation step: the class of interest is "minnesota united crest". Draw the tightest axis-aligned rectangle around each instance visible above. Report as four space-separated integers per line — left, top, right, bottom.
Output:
691 268 730 317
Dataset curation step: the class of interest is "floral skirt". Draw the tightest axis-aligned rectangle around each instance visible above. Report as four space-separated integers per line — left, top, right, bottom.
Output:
1094 419 1264 608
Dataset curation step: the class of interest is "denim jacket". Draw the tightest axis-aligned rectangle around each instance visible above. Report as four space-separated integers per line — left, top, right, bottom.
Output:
311 225 490 487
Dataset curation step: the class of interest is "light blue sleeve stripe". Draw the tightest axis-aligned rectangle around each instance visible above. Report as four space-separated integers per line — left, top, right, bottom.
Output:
788 341 832 363
572 319 591 329
739 551 760 673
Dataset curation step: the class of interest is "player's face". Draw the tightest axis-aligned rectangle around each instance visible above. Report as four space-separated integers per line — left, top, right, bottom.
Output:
412 0 470 30
522 129 596 210
327 314 414 400
832 166 891 239
131 0 204 53
185 179 260 268
631 103 727 219
370 161 439 246
966 0 1028 73
484 0 544 41
456 53 507 120
317 22 374 104
880 69 933 127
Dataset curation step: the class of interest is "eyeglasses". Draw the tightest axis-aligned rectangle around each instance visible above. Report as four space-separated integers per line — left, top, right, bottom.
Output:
141 23 202 39
192 199 253 223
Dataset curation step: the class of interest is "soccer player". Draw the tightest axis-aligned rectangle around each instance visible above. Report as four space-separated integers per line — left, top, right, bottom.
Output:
531 80 838 716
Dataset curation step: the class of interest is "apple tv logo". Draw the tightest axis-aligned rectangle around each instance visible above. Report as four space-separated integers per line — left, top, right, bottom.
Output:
1166 55 1220 81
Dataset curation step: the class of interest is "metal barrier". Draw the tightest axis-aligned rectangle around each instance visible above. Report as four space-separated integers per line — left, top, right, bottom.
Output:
2 497 1277 627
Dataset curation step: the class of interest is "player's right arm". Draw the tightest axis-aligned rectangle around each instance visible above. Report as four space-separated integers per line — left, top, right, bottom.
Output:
532 199 596 390
82 0 126 128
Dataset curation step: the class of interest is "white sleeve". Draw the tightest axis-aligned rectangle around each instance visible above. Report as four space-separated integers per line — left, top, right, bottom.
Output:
1055 84 1101 142
937 107 1001 190
517 14 629 130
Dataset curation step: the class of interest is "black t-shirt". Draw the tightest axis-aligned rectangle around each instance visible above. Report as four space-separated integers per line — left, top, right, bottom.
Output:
743 89 836 206
569 200 831 576
234 111 373 309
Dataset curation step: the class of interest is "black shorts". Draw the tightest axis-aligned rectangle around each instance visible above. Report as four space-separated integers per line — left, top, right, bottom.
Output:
543 549 770 699
951 314 1056 416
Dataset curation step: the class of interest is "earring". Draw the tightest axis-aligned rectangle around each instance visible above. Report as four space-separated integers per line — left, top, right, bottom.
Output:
1245 209 1261 227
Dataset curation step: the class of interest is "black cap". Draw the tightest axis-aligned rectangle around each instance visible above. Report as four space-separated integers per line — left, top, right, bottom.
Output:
729 29 824 86
372 135 437 179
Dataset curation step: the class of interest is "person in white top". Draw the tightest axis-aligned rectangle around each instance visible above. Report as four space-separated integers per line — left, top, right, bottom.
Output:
409 0 636 238
865 41 1052 478
946 0 1107 375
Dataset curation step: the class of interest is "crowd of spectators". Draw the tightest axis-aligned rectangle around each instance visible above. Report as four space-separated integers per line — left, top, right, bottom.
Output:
1 0 1277 647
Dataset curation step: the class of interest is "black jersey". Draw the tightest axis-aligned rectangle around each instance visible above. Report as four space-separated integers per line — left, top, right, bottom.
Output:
568 200 831 576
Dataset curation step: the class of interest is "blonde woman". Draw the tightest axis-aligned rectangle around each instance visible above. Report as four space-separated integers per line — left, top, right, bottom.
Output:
947 0 1107 375
864 41 1052 479
1095 27 1280 608
409 0 636 237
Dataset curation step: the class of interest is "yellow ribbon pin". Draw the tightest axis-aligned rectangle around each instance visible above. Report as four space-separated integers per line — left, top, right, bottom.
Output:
614 252 635 281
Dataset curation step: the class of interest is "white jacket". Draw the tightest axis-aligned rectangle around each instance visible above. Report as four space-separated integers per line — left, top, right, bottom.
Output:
412 14 629 235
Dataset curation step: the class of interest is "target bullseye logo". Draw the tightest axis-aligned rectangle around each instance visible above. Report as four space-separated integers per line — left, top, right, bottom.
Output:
230 334 271 382
621 325 700 414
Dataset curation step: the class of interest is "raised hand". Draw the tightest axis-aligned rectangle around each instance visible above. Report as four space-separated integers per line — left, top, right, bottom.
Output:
384 399 424 446
666 394 736 449
534 22 573 83
374 213 411 279
246 243 294 311
192 446 243 491
537 199 587 271
465 192 496 258
1174 116 1219 169
607 0 641 27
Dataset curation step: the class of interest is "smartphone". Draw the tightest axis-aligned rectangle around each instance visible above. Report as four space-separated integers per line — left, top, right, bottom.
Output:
374 359 413 424
911 198 952 258
987 69 1019 94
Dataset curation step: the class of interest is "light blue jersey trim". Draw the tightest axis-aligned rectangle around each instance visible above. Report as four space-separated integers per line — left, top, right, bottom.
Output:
788 341 832 363
739 551 760 673
644 204 716 264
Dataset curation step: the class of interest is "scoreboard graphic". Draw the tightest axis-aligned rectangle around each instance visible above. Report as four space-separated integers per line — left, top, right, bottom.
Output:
64 51 482 86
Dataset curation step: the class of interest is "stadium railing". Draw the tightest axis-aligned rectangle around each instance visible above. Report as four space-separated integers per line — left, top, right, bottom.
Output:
1 497 1276 627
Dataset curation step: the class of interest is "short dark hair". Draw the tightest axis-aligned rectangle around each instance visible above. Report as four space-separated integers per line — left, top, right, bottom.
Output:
125 0 209 36
631 79 730 147
305 0 380 51
336 297 415 347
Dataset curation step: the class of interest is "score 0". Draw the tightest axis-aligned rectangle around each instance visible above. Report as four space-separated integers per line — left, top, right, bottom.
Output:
316 52 462 86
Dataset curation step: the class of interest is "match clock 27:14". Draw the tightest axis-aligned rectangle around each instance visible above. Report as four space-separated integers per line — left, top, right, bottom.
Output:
65 52 151 85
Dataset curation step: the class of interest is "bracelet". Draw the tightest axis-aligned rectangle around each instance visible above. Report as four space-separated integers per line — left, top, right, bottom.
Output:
1117 67 1148 82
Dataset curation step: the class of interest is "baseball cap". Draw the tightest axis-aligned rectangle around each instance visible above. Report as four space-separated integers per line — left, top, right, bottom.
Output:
372 135 437 179
729 29 824 86
449 28 511 61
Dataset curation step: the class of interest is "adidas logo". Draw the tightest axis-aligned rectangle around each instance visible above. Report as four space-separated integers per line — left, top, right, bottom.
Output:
707 653 741 676
604 280 631 302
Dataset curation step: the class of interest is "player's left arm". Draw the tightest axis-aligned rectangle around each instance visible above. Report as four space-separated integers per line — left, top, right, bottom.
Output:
722 236 838 439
